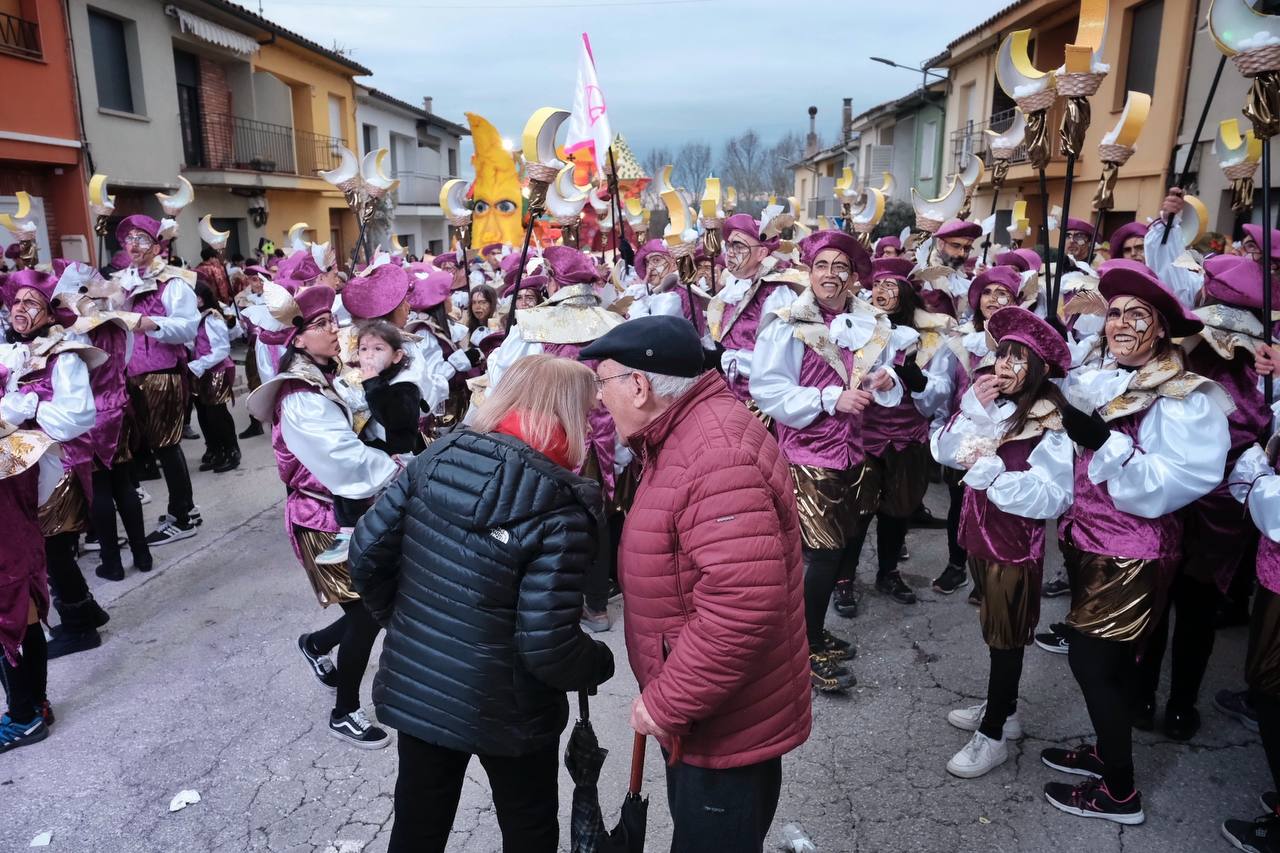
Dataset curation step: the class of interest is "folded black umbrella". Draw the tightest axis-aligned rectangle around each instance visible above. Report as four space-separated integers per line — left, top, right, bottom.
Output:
566 692 648 853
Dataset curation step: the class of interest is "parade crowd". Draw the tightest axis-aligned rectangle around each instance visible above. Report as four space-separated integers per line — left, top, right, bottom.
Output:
8 185 1280 852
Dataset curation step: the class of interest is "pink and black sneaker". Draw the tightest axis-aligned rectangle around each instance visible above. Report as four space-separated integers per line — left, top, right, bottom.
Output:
1045 778 1144 825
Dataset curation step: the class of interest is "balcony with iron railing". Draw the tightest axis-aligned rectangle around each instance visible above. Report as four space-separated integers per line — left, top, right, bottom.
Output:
0 10 40 59
394 171 454 207
183 112 344 178
949 104 1067 176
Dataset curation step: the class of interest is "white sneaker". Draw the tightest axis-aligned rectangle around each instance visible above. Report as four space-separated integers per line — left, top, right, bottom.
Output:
946 702 1023 740
314 532 351 567
135 487 152 506
947 731 1009 779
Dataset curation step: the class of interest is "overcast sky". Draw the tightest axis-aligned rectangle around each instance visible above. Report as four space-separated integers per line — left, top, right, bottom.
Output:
263 0 1012 173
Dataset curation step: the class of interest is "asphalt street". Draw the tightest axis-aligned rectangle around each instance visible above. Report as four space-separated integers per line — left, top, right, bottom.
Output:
1 393 1270 852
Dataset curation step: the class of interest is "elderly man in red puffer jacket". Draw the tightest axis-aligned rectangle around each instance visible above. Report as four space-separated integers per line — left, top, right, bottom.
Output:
581 315 811 853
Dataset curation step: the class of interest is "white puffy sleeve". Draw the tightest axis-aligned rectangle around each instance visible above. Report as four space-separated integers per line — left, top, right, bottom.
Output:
188 315 230 378
279 391 398 500
913 344 955 420
750 316 841 428
646 291 683 318
932 386 1006 470
1144 219 1202 308
1088 391 1229 518
984 429 1075 520
487 325 543 391
36 353 97 442
149 280 200 344
399 337 450 412
1231 446 1280 543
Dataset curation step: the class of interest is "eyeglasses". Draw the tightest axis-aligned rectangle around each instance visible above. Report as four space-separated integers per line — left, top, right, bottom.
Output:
123 233 155 248
594 371 634 388
1065 231 1090 244
304 316 338 331
724 240 758 259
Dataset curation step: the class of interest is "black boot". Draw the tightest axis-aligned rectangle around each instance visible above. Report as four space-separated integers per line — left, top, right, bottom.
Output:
239 417 264 439
213 448 241 473
833 579 859 618
198 450 224 472
876 570 917 605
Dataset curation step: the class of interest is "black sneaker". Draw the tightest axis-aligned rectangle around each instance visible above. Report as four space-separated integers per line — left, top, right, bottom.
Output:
198 451 223 472
875 571 917 604
1216 689 1261 733
213 450 241 473
821 629 855 662
46 629 102 660
833 579 859 618
1164 705 1200 741
94 563 125 582
158 507 202 527
809 651 856 693
328 709 390 749
239 418 265 439
1035 623 1071 655
0 713 48 753
1042 576 1071 598
932 564 968 595
145 519 198 546
1223 813 1280 853
1045 778 1144 825
298 634 337 687
908 503 948 529
1041 742 1105 778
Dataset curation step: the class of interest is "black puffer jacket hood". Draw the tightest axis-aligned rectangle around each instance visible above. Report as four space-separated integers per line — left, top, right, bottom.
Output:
349 429 614 756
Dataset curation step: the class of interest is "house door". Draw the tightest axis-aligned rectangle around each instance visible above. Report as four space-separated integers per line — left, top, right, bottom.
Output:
174 50 205 167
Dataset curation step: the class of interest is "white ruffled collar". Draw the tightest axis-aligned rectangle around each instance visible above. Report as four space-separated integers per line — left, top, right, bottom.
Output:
829 311 878 351
718 275 753 306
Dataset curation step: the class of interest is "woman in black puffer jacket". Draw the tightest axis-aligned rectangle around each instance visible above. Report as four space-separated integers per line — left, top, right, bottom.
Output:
349 354 614 853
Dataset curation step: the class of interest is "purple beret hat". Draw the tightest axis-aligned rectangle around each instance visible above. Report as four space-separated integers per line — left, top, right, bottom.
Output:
1108 221 1149 262
544 245 600 286
1242 224 1280 261
967 264 1023 314
799 229 872 284
1065 217 1097 237
985 305 1071 378
408 269 454 311
633 238 672 278
871 257 914 282
723 214 780 252
935 219 982 241
1203 253 1276 311
873 235 902 257
1099 258 1202 338
115 214 162 245
342 262 410 320
275 252 323 286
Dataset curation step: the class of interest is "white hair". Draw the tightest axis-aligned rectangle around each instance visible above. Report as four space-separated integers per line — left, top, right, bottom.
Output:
641 370 700 401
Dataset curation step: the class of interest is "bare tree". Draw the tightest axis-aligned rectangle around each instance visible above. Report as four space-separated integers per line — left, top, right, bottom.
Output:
720 130 768 212
673 142 713 195
765 132 806 198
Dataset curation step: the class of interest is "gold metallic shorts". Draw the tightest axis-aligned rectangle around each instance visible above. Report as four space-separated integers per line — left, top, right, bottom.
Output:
38 470 88 537
972 558 1043 650
863 442 932 520
196 367 234 407
1063 544 1163 645
1248 586 1280 698
128 372 186 449
293 525 360 608
789 464 871 551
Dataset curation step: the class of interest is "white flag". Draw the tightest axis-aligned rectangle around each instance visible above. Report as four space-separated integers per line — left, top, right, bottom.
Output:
565 33 613 178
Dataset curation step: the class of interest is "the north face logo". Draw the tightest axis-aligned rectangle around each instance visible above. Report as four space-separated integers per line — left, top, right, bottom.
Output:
489 528 511 544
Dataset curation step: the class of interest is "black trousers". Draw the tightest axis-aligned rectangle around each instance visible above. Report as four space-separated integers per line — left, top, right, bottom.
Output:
946 481 966 568
308 600 382 716
90 466 150 573
387 731 559 853
194 400 239 457
665 755 782 853
0 623 47 723
156 444 194 523
1068 631 1138 796
1139 570 1219 710
44 532 96 632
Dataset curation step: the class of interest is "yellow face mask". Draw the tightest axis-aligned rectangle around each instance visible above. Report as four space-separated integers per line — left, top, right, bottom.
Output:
466 112 523 249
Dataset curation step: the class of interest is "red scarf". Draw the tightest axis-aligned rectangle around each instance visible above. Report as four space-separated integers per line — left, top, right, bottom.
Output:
494 410 573 470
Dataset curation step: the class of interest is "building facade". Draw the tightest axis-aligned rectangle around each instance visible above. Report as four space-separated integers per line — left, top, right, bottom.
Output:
0 0 92 261
355 87 467 258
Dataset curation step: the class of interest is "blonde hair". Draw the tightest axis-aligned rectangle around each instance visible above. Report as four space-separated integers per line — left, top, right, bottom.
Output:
471 354 597 468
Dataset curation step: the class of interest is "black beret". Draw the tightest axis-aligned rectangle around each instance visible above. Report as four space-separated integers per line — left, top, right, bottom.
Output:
579 315 705 378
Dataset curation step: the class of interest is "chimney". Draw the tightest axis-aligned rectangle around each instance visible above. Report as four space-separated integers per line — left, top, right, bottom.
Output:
842 98 853 143
422 96 434 113
805 105 819 157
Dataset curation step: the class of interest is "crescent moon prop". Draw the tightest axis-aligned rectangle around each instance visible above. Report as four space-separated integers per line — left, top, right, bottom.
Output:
1217 117 1264 166
662 189 693 246
997 29 1052 100
877 172 897 197
1074 0 1109 62
986 108 1028 154
391 234 407 256
835 167 858 201
520 108 571 168
725 186 738 209
155 176 194 217
287 222 311 252
658 164 675 195
320 146 362 190
851 188 887 230
361 149 398 197
440 179 471 220
911 176 966 223
1101 91 1152 147
1178 194 1210 244
0 190 32 234
198 215 230 250
88 175 115 217
1209 0 1280 56
701 177 722 219
545 164 590 219
958 153 985 189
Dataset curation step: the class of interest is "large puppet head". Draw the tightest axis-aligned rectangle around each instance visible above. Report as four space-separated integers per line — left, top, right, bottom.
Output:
466 113 523 250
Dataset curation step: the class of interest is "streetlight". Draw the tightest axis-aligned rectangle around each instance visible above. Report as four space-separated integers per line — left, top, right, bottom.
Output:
870 56 947 90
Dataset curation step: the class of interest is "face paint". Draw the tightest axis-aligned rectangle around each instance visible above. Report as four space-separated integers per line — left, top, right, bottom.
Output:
871 280 900 312
8 288 50 337
1104 295 1162 365
979 285 1014 320
995 348 1030 395
811 249 854 310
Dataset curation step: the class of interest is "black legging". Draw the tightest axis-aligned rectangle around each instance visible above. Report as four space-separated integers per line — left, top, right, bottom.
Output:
1068 631 1137 797
804 547 842 648
157 444 194 523
307 600 382 716
979 647 1023 739
876 514 910 577
194 400 239 458
90 466 150 572
0 622 47 723
946 482 966 568
44 532 97 632
1138 572 1219 710
1256 693 1280 797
